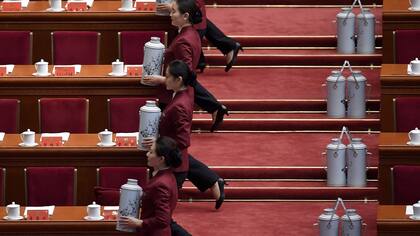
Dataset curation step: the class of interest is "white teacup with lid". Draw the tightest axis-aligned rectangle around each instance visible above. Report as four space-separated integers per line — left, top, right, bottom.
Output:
20 129 36 146
414 201 420 218
409 128 420 145
86 201 102 220
111 59 124 76
98 129 114 146
410 0 420 10
5 202 21 220
34 59 49 76
410 58 420 74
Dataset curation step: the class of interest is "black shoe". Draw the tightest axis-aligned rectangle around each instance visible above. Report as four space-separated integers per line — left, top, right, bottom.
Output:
215 178 227 210
225 42 243 72
197 62 207 73
210 105 229 132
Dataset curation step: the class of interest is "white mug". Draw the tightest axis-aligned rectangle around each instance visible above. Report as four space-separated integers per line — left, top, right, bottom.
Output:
87 202 101 218
410 0 420 9
35 59 49 75
410 58 420 73
6 202 20 219
112 59 124 75
121 0 133 9
20 129 35 145
409 128 420 144
50 0 62 10
98 129 113 145
414 201 420 217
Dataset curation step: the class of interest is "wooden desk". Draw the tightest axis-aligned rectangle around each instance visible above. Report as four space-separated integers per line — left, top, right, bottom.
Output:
377 205 420 235
380 64 420 131
0 1 174 64
0 206 133 235
378 133 420 204
0 65 157 133
383 0 420 63
0 134 146 205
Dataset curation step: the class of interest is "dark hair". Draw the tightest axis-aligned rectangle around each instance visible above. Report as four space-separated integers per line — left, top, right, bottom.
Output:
167 60 197 86
155 136 182 168
175 0 202 25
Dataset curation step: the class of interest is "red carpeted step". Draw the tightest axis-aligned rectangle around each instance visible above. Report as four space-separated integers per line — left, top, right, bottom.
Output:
174 201 378 236
189 132 378 169
197 67 380 111
192 113 380 131
179 181 378 200
204 49 382 66
205 7 382 39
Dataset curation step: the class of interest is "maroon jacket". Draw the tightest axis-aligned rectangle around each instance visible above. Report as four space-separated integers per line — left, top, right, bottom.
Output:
157 26 201 105
158 87 194 172
138 169 178 236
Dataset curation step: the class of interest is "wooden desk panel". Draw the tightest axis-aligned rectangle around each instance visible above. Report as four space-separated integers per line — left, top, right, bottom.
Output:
0 1 174 64
0 65 157 133
383 0 420 63
0 134 147 206
0 206 133 235
380 64 420 131
377 205 420 235
379 133 420 204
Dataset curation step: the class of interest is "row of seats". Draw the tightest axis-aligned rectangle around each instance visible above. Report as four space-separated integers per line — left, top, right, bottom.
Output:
0 97 154 133
0 167 148 206
0 31 167 65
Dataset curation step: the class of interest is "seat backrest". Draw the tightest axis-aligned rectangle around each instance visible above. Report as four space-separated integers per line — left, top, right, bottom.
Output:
98 167 149 189
108 97 153 132
394 97 420 132
393 165 420 204
0 99 20 133
0 168 5 206
39 98 89 133
394 30 420 64
25 167 76 206
0 31 32 64
119 31 166 64
52 31 100 65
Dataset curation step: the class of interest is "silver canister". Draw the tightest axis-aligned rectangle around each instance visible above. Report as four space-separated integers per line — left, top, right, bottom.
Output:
356 9 375 54
327 70 346 118
138 100 161 150
116 179 143 232
141 37 165 85
347 71 366 118
337 8 356 54
318 208 340 236
326 138 347 187
346 138 367 187
341 209 363 236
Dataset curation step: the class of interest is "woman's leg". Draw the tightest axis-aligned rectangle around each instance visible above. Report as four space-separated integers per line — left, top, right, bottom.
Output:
205 19 237 55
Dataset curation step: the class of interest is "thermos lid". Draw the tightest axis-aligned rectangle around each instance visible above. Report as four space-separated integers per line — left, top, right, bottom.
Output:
327 138 346 150
341 208 362 221
319 208 339 221
121 178 142 191
327 71 345 82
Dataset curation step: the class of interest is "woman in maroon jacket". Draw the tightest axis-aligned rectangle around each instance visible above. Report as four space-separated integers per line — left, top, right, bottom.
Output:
145 0 228 132
144 60 226 210
119 136 183 236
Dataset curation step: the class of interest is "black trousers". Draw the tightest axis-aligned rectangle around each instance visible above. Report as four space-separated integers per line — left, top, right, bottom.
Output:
171 220 192 236
198 19 238 66
174 155 219 192
190 79 220 114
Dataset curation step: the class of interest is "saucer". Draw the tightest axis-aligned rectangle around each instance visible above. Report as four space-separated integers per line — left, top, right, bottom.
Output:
97 142 116 147
3 216 23 221
118 7 136 12
407 141 420 146
84 215 104 221
108 72 127 77
46 7 66 12
410 215 420 220
19 142 39 148
32 72 51 77
408 7 420 11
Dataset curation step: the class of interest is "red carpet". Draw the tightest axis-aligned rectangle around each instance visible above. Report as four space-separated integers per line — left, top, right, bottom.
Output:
174 201 378 236
205 0 381 5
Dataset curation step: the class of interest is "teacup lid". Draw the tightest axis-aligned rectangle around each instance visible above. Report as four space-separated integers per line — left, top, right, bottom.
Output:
411 127 420 134
7 202 19 208
22 129 34 134
411 58 420 64
99 129 112 135
36 59 48 65
88 201 100 208
112 59 123 64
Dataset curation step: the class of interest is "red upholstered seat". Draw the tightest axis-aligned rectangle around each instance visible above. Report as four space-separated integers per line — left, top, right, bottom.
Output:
94 167 149 205
0 99 20 133
119 31 166 64
394 30 420 64
393 165 420 205
0 168 5 206
108 98 153 132
0 31 32 64
25 167 76 206
39 98 89 133
52 31 100 65
394 97 420 132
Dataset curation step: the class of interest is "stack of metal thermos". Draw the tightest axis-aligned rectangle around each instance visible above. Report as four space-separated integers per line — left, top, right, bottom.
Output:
336 0 376 54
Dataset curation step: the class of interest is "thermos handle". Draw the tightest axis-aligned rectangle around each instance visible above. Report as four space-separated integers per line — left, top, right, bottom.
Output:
409 131 413 141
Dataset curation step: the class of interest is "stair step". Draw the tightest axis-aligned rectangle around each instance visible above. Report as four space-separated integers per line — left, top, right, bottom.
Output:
205 0 382 5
